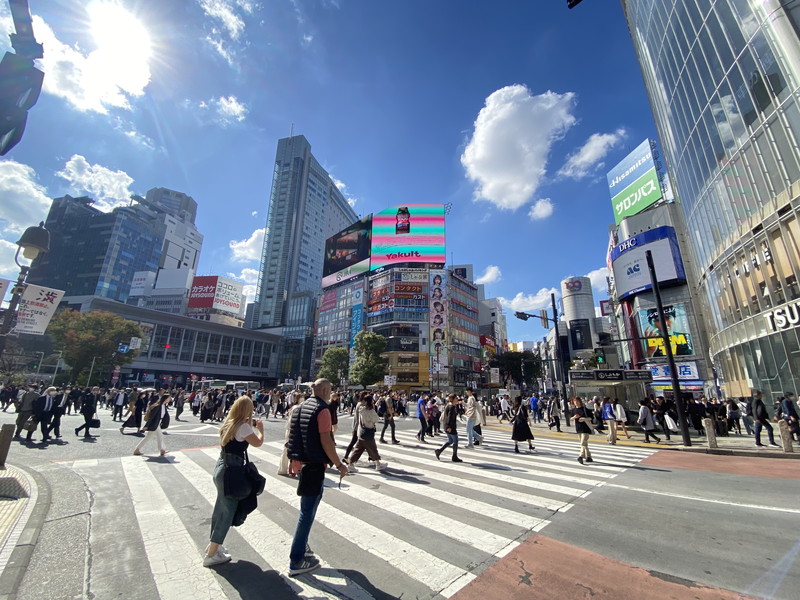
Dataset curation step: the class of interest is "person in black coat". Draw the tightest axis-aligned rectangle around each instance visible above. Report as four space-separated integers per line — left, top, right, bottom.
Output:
780 392 799 441
510 397 535 453
751 390 778 447
28 386 57 443
47 387 70 439
76 386 101 438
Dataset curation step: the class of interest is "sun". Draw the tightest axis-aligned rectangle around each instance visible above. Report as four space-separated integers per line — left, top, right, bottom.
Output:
87 0 152 93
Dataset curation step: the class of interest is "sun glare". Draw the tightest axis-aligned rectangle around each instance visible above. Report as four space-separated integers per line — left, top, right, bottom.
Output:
87 1 152 94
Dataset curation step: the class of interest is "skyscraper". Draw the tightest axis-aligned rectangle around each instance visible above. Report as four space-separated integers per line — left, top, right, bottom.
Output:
252 135 358 378
29 188 203 306
622 1 800 397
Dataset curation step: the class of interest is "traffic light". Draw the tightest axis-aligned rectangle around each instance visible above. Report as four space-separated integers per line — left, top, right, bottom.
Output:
514 311 530 321
0 51 44 155
595 348 606 364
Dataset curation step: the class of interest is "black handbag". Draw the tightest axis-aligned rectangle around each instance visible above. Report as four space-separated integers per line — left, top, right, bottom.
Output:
223 450 265 500
358 426 375 440
89 417 101 428
160 412 170 430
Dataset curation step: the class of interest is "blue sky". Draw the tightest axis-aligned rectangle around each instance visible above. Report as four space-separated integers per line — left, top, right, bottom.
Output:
0 0 657 344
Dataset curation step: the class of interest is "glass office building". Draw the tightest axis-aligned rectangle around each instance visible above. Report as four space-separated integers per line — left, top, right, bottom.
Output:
623 0 800 398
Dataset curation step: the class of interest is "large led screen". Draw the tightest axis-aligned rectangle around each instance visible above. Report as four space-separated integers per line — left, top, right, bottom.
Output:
370 204 446 271
610 226 686 300
322 215 373 288
607 139 663 225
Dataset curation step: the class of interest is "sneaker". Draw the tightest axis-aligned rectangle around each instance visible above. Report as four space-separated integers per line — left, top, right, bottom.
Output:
375 461 388 471
205 544 232 559
347 465 359 473
585 457 594 463
465 444 474 448
452 457 463 463
288 557 321 577
203 549 232 567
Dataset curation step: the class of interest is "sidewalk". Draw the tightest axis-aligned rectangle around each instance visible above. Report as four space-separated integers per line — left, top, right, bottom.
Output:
485 419 800 459
0 464 46 600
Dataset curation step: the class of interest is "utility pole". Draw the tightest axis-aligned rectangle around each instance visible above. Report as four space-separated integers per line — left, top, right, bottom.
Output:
645 250 691 446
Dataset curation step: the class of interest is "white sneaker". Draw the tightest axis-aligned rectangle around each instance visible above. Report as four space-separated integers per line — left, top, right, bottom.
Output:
203 549 232 567
375 461 388 471
204 543 231 559
347 465 359 473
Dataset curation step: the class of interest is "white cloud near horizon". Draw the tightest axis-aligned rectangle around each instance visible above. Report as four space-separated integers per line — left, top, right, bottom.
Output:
226 265 259 300
528 198 554 221
229 227 265 262
585 267 610 294
331 176 357 208
461 85 577 210
56 155 134 212
31 4 152 114
475 265 502 285
199 95 248 126
558 128 627 179
0 160 52 235
499 287 558 313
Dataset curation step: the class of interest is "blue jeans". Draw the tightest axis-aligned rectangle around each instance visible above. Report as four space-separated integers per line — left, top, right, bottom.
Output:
210 456 241 544
466 418 482 445
289 493 323 566
754 420 775 445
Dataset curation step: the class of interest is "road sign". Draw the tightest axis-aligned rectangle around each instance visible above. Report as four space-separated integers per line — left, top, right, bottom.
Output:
384 375 397 386
595 369 624 381
129 337 142 350
117 344 129 354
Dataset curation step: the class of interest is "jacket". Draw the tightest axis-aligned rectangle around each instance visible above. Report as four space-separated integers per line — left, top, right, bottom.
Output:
81 394 100 416
752 398 770 422
286 396 329 465
638 405 657 430
441 403 458 432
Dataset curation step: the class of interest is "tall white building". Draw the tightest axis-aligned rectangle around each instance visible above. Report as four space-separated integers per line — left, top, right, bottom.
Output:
251 135 359 379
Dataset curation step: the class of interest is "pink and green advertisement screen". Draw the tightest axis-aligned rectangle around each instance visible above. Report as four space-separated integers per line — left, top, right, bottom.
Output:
369 204 446 271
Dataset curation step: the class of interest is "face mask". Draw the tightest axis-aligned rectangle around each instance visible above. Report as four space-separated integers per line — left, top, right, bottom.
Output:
49 391 57 397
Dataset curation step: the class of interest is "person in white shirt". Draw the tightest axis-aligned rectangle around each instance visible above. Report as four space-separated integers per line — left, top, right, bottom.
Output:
498 395 511 422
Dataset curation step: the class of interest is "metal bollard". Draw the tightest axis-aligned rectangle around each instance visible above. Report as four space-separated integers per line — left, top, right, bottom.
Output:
0 423 15 468
703 418 717 448
777 420 794 453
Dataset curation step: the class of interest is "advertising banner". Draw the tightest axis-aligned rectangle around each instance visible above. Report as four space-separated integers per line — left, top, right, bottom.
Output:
188 275 218 309
370 204 446 271
320 289 338 313
129 271 154 296
349 286 364 364
569 319 592 350
607 139 663 224
649 361 699 381
490 367 500 384
429 270 448 374
599 299 613 316
399 269 429 282
610 226 686 300
0 278 8 302
212 277 244 314
394 283 423 294
13 285 65 335
637 303 694 357
322 215 373 288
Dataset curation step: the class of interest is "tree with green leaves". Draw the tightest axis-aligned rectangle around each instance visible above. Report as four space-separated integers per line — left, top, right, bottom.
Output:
316 346 349 386
489 351 542 390
47 310 143 384
349 330 387 389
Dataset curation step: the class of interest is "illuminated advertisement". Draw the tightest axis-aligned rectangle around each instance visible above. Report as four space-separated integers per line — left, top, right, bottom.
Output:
569 319 592 350
637 303 694 357
429 270 448 374
187 275 217 309
349 285 364 365
610 226 686 300
322 215 373 289
607 139 663 225
370 204 446 271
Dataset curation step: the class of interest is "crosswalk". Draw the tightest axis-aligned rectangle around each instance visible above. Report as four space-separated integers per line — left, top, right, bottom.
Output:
63 427 655 600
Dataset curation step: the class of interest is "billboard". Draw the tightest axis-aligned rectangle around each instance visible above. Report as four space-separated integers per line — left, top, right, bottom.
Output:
607 139 663 224
322 215 373 289
610 226 686 300
429 270 448 374
188 275 244 315
370 204 446 271
569 319 592 350
637 303 694 358
348 285 364 365
13 285 65 335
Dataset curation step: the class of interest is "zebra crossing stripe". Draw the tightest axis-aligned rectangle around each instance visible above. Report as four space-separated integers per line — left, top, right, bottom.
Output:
121 456 228 600
170 451 375 600
254 446 517 556
208 448 475 594
371 440 593 498
261 441 550 531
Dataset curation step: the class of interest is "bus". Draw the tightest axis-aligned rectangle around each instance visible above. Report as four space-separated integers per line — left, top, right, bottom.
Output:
227 381 261 393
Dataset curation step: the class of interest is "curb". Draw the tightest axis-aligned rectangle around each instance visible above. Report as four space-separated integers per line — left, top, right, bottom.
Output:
0 464 51 600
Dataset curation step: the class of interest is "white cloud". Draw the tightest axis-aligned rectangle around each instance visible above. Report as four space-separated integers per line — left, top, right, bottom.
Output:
558 128 627 179
242 284 256 300
302 34 314 47
475 265 502 285
205 35 235 66
585 267 610 294
528 198 554 221
0 239 19 279
31 5 151 114
56 155 134 212
229 227 265 262
330 176 357 208
198 1 254 64
200 95 248 126
461 85 577 210
499 288 558 312
0 160 52 235
251 210 258 217
226 267 259 284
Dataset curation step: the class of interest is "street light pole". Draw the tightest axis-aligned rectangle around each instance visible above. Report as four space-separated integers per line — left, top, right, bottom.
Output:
34 350 43 378
87 356 98 386
51 349 63 383
645 250 691 446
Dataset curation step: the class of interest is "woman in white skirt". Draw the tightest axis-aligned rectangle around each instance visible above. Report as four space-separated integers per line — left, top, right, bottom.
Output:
133 394 171 456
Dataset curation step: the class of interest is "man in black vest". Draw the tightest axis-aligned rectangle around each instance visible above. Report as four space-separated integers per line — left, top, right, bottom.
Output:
285 378 348 577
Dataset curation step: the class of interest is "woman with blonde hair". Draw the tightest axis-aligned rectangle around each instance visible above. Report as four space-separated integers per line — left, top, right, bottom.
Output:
132 394 171 456
203 395 264 567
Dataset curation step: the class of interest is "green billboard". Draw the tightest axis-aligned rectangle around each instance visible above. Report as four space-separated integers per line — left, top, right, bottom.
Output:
607 139 664 224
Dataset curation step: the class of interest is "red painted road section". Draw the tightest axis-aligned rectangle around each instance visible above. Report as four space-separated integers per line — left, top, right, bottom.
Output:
641 451 800 479
452 535 753 600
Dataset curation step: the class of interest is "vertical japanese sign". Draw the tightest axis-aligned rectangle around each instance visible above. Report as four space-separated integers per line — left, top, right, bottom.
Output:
0 278 9 302
429 270 448 374
349 285 364 365
13 285 65 335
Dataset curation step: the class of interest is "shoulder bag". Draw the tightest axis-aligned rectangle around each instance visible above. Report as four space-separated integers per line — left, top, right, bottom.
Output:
160 411 170 430
223 448 266 500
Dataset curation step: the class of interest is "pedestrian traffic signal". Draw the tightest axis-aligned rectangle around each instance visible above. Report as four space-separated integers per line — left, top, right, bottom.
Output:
595 348 606 364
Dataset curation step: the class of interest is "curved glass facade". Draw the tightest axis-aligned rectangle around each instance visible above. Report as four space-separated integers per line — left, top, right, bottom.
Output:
623 0 800 397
